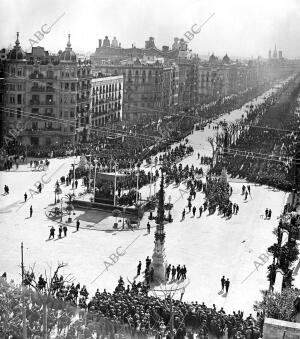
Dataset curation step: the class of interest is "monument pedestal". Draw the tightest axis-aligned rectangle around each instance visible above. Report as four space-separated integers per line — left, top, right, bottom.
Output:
151 251 165 282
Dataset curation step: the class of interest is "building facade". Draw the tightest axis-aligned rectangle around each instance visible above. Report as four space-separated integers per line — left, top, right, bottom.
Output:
90 73 123 132
92 58 178 122
1 33 123 147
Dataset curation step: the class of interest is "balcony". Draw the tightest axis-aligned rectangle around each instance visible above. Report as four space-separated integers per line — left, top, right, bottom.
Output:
22 127 62 135
29 73 57 80
30 100 55 106
31 86 55 92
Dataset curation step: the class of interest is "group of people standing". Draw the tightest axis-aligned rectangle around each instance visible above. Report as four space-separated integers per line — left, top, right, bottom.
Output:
221 275 231 294
165 264 187 282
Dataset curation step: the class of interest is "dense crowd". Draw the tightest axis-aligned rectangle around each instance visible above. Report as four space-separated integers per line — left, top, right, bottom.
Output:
1 79 280 171
0 273 262 339
213 76 300 191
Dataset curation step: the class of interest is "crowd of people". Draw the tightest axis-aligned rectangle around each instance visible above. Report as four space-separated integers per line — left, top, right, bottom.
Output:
212 75 300 192
0 272 262 338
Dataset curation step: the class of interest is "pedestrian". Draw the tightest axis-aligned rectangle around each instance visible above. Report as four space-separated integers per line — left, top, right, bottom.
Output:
176 264 181 280
24 192 27 202
247 185 251 194
146 256 151 270
265 208 269 219
76 220 80 231
221 276 226 291
75 180 78 189
38 183 42 193
268 209 272 219
188 201 192 213
29 205 33 218
171 266 176 280
244 191 248 200
58 225 62 238
242 185 246 195
49 226 55 240
147 222 151 234
199 206 203 217
182 209 185 220
137 261 142 276
192 206 196 217
165 264 171 280
225 278 230 293
63 225 67 237
181 265 187 279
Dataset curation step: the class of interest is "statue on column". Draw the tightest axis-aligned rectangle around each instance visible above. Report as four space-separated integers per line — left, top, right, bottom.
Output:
151 175 166 282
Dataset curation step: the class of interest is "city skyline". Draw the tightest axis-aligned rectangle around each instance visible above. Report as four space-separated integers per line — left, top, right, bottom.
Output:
1 0 300 59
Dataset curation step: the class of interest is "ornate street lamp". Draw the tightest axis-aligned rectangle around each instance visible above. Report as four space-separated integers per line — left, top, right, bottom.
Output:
55 187 62 204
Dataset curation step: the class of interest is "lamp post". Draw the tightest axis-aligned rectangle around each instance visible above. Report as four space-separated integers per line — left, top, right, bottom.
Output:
60 197 66 222
54 187 62 205
72 158 76 196
113 162 117 206
93 160 98 200
149 159 153 198
136 165 140 204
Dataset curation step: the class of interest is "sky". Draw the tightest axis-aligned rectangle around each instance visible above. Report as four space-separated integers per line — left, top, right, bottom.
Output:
0 0 300 59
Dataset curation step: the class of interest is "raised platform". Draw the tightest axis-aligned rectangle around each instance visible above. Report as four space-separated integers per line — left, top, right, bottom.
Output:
72 199 139 217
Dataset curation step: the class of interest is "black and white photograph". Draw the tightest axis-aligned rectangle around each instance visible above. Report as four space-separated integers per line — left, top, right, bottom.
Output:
0 0 300 338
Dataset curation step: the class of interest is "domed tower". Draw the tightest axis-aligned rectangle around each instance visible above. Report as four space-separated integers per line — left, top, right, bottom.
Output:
7 32 27 61
59 34 77 62
209 53 218 64
222 53 230 64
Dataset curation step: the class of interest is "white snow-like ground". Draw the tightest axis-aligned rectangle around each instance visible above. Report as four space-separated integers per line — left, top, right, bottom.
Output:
0 83 291 316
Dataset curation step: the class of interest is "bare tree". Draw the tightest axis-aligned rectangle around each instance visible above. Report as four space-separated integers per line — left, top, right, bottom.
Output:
152 278 190 339
24 262 74 339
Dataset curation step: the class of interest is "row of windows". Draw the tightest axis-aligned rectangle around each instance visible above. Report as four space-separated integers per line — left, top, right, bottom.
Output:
8 107 22 118
7 83 23 91
30 122 74 132
107 69 160 77
92 103 121 113
92 93 121 102
27 68 90 79
31 109 75 119
9 67 23 76
9 94 22 104
92 83 122 93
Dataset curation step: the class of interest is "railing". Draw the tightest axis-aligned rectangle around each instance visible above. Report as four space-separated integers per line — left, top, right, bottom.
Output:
30 100 55 105
23 128 62 133
31 86 55 92
29 74 57 80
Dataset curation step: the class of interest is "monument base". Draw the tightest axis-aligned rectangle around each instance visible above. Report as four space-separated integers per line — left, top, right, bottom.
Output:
151 252 165 282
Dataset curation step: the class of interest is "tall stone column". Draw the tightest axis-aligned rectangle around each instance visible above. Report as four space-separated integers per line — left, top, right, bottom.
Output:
151 175 166 282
